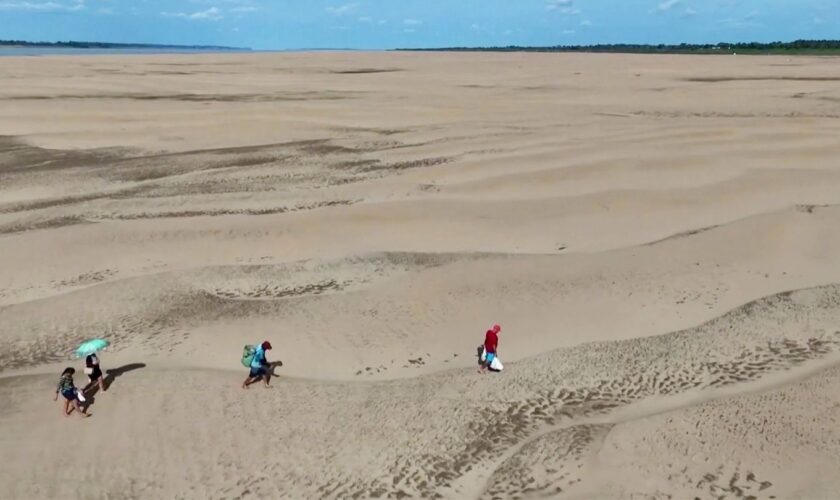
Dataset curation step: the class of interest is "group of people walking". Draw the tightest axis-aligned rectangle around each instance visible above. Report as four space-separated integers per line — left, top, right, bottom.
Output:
239 325 503 390
240 324 502 387
55 325 500 418
54 353 105 418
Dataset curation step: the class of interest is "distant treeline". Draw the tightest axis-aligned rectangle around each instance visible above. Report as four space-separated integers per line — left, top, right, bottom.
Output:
0 40 247 50
399 40 840 55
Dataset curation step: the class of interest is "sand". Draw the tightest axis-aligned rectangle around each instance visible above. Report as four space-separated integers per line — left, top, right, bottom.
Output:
1 51 840 499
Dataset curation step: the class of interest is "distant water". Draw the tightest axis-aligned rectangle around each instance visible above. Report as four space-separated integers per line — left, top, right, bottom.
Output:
0 47 251 57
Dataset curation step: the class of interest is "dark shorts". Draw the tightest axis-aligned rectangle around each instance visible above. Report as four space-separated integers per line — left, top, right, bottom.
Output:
88 367 103 380
62 389 77 401
249 366 267 378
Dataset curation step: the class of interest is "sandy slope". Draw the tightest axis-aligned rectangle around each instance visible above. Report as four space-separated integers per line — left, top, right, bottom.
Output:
2 52 840 498
3 285 840 499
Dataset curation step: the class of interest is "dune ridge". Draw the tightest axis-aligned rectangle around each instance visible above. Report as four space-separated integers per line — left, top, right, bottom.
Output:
3 283 840 498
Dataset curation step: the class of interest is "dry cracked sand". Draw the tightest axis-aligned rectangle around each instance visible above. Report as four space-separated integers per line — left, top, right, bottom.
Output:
2 51 840 499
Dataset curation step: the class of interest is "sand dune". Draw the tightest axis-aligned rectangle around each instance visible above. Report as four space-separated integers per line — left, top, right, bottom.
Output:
2 52 840 498
3 284 840 498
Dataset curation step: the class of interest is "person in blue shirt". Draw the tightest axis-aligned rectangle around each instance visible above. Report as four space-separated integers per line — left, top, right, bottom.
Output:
242 341 273 389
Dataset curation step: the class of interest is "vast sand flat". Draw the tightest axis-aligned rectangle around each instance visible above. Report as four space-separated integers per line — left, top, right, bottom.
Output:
2 51 840 498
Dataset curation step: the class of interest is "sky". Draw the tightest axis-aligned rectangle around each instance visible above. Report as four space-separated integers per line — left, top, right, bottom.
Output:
0 0 838 50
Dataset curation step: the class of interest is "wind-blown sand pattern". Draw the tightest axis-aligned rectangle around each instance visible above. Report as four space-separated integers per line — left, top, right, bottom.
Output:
2 52 840 499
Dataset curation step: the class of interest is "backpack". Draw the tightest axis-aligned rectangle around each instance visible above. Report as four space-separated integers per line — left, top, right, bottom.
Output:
241 345 257 367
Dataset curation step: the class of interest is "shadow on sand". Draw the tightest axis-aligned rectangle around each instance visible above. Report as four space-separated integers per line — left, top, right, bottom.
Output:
268 360 283 377
82 363 146 410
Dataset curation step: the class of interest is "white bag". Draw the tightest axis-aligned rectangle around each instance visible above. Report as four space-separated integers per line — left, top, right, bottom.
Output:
490 356 504 371
84 367 94 375
75 389 86 403
479 346 487 362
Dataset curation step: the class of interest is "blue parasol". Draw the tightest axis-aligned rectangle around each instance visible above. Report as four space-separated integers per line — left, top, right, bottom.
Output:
74 338 110 359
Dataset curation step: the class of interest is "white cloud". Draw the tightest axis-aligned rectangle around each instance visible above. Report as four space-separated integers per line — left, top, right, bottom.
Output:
717 11 762 29
188 0 255 5
651 0 697 17
403 18 422 26
162 6 223 21
562 29 576 35
546 0 571 10
546 0 579 14
326 2 357 16
356 15 388 26
0 1 85 12
191 6 222 19
650 0 680 14
230 6 257 13
580 19 592 26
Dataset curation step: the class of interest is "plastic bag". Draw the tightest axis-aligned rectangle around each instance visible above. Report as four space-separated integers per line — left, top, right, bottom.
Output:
490 356 504 371
241 345 256 367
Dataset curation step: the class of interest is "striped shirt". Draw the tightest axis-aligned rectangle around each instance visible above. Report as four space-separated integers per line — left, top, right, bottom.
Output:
57 375 74 393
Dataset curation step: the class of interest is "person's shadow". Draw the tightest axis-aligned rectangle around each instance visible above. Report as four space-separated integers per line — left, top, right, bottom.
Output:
267 360 283 377
82 363 146 410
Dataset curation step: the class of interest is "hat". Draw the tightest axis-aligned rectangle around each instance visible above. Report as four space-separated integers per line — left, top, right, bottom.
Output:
262 341 273 350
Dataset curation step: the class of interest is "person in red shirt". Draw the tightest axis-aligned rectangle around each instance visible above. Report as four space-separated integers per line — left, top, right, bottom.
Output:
480 324 501 373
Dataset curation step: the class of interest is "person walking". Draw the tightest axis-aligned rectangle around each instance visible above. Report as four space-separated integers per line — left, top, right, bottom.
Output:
242 341 273 389
54 367 90 418
479 324 501 373
84 353 106 394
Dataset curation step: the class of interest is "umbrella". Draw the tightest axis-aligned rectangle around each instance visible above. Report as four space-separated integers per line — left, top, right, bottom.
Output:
74 338 110 359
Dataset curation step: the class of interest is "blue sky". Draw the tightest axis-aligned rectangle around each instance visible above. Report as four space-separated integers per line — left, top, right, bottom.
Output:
0 0 837 50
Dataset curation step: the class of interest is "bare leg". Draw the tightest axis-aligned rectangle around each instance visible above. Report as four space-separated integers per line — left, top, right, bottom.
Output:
99 376 107 392
242 376 260 389
73 399 90 418
63 399 72 416
263 371 271 388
